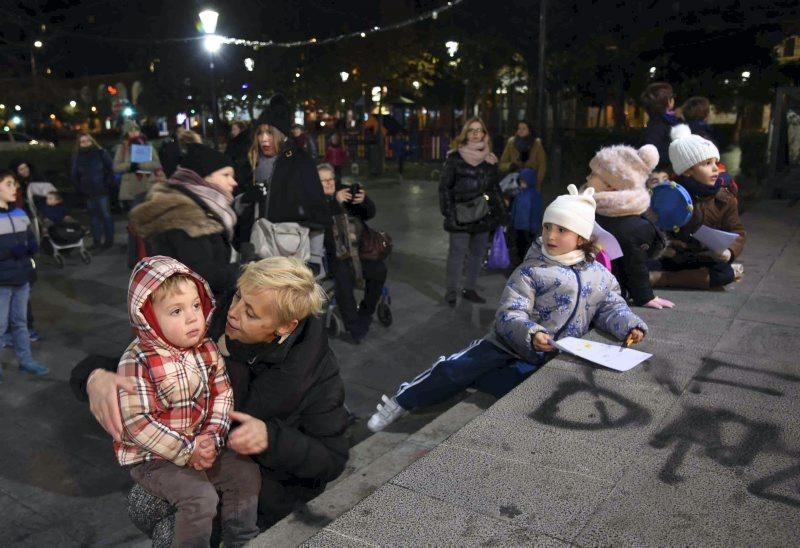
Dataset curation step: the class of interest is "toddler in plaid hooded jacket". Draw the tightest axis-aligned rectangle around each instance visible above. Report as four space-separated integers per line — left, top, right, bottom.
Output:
115 256 259 546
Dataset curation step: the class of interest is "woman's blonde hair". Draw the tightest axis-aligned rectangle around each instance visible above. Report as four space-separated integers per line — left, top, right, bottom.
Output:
73 131 101 154
237 257 327 324
248 124 287 172
450 117 491 151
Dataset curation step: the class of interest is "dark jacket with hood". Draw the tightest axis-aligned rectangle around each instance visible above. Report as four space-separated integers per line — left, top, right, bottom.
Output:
129 183 238 299
438 150 505 234
218 306 348 526
72 147 115 198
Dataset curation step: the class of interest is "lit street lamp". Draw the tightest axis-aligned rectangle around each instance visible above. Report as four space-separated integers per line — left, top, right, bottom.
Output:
339 71 349 83
199 9 221 147
445 40 459 58
33 40 43 48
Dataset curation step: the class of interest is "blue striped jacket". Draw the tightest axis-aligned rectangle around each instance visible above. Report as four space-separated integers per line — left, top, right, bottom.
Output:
0 206 36 286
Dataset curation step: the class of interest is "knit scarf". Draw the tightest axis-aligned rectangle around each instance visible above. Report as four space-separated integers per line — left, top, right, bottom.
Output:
676 175 720 199
537 238 587 266
457 137 498 166
168 168 237 240
514 135 533 163
591 188 651 217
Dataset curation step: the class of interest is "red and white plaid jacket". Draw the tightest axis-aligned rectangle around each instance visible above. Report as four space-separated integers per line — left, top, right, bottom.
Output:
115 256 233 468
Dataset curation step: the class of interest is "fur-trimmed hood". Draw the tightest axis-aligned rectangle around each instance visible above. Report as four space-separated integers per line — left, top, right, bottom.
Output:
129 183 224 239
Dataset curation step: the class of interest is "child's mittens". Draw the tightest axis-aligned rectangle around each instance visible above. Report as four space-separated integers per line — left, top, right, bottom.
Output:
10 243 28 259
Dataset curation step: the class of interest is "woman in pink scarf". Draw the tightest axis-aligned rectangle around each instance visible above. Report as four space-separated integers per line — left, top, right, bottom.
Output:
439 117 505 305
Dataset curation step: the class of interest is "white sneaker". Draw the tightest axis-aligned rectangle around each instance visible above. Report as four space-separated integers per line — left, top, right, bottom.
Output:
732 263 744 279
367 395 407 432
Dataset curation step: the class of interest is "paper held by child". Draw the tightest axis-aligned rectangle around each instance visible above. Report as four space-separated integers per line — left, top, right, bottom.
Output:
130 144 153 163
592 223 623 260
691 225 739 254
553 336 652 371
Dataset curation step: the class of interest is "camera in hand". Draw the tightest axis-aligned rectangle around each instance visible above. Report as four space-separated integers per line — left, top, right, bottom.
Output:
350 183 361 196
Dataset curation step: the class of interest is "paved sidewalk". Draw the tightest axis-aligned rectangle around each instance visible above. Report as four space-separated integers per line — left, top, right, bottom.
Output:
0 177 507 545
306 199 800 546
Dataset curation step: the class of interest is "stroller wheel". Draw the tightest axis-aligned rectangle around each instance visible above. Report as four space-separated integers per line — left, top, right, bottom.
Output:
80 250 92 265
377 302 393 326
54 254 65 268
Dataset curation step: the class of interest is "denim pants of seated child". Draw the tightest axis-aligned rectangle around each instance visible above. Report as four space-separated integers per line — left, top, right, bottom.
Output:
0 283 39 368
396 339 545 410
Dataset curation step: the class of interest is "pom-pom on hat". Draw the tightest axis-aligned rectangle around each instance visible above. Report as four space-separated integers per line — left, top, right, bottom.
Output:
668 124 720 175
543 184 596 240
587 144 657 216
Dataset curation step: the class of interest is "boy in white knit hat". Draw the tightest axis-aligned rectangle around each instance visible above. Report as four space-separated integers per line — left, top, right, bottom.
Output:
367 185 648 432
650 125 746 289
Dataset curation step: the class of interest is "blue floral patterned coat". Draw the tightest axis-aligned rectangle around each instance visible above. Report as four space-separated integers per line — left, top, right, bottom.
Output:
485 242 648 364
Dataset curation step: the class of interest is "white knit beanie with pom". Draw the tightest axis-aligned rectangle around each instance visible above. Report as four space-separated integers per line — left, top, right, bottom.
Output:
668 124 720 175
543 184 596 240
586 144 657 217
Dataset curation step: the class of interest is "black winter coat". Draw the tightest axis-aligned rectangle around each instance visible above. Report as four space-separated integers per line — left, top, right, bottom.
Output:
596 213 665 306
226 130 252 186
322 185 376 257
438 151 505 234
72 148 114 198
642 114 681 173
129 183 238 300
236 141 331 249
221 313 349 526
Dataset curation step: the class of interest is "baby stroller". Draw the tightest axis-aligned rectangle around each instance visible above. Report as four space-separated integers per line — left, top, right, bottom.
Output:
27 182 91 268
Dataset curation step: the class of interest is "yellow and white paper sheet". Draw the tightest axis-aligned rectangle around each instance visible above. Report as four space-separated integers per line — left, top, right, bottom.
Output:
553 337 652 371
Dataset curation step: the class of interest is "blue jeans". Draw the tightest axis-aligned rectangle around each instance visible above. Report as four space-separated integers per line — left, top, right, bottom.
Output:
87 195 115 245
0 283 36 367
395 339 543 409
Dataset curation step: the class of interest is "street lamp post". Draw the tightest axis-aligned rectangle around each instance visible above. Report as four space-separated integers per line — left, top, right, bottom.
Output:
446 40 460 136
199 10 221 148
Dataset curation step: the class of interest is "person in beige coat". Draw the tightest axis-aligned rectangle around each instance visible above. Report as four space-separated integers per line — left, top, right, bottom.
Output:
114 120 163 208
498 120 547 189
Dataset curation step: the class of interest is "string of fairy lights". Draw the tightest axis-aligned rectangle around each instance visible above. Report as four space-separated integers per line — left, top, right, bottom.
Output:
59 0 464 49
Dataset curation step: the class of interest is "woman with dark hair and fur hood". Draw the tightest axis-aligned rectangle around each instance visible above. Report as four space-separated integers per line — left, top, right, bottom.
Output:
129 144 239 300
583 144 675 310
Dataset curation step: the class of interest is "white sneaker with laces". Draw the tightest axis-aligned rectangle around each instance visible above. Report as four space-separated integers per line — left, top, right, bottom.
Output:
732 263 744 279
367 395 407 432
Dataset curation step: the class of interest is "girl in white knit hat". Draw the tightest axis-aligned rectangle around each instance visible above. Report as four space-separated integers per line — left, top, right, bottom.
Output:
367 185 648 432
649 124 746 289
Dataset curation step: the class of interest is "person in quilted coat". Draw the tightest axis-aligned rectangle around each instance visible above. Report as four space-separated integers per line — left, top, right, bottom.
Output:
367 185 648 432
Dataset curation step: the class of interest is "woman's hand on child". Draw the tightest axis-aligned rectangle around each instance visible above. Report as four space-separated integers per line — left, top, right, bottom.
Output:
532 332 555 352
227 411 269 455
627 328 645 345
87 369 137 442
643 296 675 310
